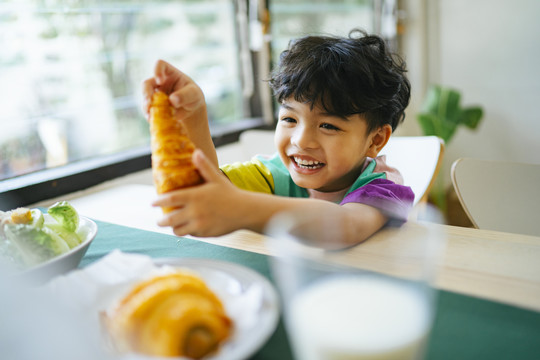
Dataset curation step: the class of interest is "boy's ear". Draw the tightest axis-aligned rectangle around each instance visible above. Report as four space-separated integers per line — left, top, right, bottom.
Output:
366 124 392 158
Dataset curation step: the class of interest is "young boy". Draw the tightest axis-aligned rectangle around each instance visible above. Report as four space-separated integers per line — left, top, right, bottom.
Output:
143 29 414 249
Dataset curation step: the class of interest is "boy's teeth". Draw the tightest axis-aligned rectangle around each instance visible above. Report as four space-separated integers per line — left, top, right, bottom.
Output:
294 157 321 166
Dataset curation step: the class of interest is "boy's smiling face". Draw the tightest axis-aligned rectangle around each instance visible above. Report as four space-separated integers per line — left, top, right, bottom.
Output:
274 98 388 193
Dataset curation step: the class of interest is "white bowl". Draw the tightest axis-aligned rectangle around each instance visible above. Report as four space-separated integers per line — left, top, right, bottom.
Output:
17 216 98 285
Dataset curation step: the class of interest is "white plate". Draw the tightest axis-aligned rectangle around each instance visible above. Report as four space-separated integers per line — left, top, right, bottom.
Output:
40 251 279 360
115 257 280 360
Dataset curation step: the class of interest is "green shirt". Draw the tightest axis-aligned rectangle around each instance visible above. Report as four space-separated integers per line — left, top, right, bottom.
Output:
220 153 386 198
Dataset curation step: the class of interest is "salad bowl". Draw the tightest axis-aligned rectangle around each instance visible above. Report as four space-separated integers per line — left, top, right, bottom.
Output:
14 216 98 285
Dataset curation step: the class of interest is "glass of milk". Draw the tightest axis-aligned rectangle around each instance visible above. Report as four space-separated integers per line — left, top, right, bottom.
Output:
266 206 445 360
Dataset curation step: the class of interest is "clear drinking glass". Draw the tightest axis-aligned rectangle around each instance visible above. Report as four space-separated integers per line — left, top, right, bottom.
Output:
266 207 445 360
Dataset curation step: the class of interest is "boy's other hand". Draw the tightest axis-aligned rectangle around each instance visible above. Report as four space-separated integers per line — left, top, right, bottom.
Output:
152 149 241 237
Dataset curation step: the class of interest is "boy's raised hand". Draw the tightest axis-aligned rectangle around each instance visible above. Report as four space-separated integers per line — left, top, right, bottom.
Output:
152 149 243 237
142 59 206 127
143 59 219 167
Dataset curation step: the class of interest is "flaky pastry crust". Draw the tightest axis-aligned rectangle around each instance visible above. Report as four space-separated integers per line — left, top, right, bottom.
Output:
149 91 203 212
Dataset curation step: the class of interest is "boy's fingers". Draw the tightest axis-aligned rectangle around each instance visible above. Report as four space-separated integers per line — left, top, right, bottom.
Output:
142 78 158 115
153 60 199 103
192 149 221 183
155 59 190 81
157 207 186 227
142 77 157 97
153 60 181 93
154 59 174 82
170 83 203 110
151 195 170 208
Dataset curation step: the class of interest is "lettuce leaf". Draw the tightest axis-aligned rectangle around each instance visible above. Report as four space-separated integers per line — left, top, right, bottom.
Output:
47 201 79 232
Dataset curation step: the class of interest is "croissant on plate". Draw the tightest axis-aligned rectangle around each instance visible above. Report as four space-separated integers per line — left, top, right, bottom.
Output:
149 90 203 213
104 271 233 359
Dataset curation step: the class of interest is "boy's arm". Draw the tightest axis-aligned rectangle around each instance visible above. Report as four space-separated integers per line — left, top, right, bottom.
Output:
142 59 218 167
238 194 387 249
235 194 387 249
153 150 388 249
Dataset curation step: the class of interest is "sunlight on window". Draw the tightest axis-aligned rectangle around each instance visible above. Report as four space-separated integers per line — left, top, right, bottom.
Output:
0 0 242 181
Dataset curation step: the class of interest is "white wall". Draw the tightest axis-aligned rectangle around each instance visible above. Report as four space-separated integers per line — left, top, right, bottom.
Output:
400 0 540 184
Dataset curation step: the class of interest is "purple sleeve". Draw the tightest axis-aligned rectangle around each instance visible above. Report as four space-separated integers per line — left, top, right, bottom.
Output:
340 178 415 223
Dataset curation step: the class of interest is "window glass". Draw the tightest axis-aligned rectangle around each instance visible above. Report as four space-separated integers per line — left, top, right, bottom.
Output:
270 0 374 64
0 0 244 182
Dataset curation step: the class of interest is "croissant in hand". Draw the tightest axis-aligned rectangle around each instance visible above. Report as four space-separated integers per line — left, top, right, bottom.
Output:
149 91 203 212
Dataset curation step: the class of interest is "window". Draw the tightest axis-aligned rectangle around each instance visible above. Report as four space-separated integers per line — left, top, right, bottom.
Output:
0 0 268 208
270 0 374 61
1 0 258 180
1 0 385 209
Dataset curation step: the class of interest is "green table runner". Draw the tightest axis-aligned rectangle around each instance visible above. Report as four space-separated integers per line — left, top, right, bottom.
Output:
82 220 540 360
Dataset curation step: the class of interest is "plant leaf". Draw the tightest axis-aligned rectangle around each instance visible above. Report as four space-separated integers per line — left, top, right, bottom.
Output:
417 112 458 143
440 121 458 144
417 113 438 136
417 85 484 143
438 88 461 124
460 107 484 129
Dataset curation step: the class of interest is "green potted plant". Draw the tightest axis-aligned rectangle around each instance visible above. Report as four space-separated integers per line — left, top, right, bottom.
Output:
417 85 484 213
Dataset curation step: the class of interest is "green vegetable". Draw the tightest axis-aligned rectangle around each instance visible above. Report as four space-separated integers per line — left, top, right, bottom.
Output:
47 201 79 232
44 223 82 249
3 224 70 266
29 209 44 228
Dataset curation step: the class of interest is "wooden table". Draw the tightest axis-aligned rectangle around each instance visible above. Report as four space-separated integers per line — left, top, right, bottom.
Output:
35 183 540 313
208 223 540 313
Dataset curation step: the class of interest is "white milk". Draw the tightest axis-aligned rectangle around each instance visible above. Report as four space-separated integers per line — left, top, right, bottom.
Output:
288 276 431 360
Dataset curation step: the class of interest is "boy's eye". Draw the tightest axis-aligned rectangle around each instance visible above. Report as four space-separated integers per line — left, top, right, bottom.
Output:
281 117 297 123
320 123 340 131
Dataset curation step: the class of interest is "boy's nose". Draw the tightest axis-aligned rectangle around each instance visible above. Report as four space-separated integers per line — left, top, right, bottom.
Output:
291 126 318 149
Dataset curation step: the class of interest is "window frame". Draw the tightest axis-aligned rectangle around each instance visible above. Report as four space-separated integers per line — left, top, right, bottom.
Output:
0 118 275 210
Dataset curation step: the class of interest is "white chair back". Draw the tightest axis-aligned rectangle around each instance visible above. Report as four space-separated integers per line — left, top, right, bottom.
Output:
379 136 444 205
451 158 540 236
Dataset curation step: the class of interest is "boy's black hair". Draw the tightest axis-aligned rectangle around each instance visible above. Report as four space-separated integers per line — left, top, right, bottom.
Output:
269 29 411 132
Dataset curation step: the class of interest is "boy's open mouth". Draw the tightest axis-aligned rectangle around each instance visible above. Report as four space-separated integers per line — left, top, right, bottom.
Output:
292 156 325 170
